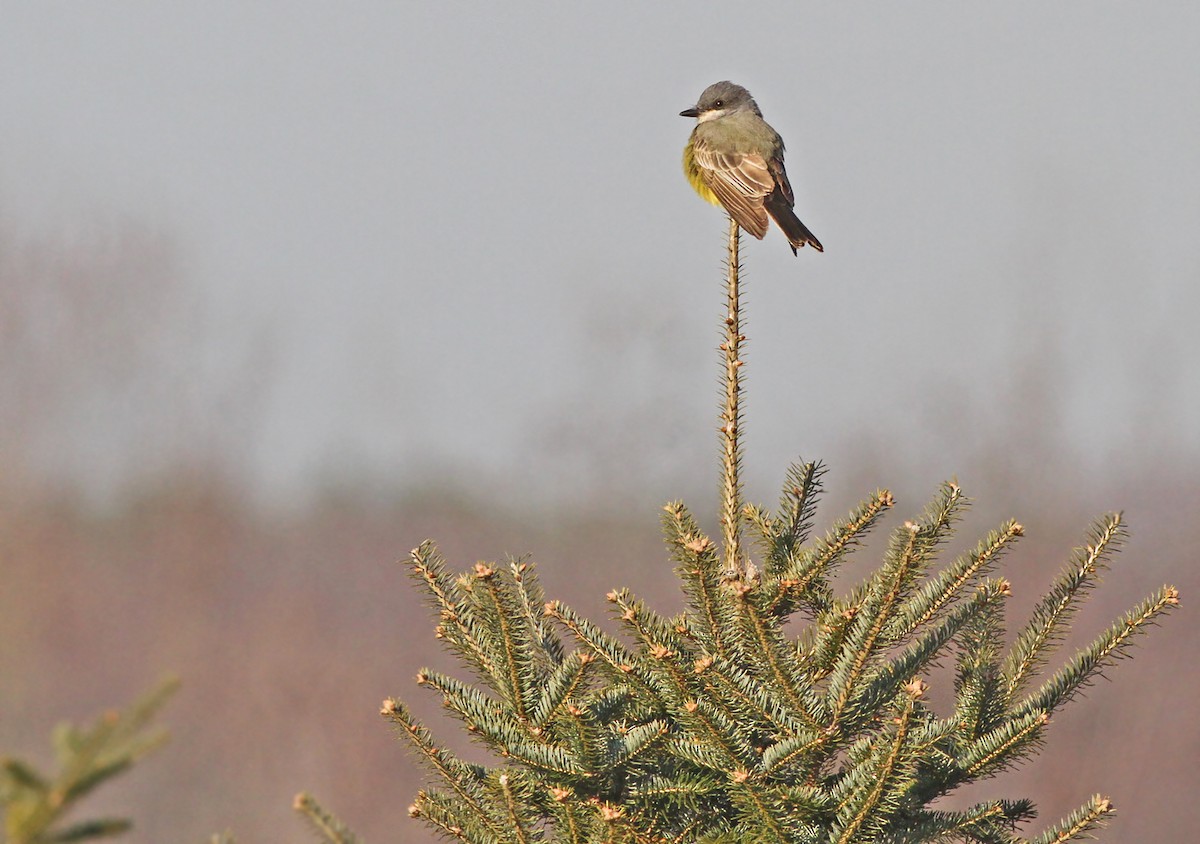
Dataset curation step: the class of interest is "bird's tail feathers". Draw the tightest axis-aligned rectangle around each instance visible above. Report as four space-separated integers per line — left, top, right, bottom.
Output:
764 193 823 254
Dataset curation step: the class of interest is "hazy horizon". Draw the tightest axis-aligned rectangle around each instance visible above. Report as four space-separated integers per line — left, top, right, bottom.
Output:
3 4 1198 513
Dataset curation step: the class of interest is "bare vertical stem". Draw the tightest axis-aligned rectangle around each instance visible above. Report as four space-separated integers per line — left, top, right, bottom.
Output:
720 215 744 576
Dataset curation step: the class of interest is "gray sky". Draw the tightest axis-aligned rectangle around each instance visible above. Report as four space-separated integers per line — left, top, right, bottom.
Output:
3 3 1198 508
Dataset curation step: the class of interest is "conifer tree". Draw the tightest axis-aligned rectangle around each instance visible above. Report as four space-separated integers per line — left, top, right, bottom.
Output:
388 220 1179 843
0 678 177 844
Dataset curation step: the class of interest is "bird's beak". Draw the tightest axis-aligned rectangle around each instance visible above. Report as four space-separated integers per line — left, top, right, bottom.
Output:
679 106 700 118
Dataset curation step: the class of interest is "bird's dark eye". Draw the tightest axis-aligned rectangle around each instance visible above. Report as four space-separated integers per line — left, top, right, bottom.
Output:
713 99 724 108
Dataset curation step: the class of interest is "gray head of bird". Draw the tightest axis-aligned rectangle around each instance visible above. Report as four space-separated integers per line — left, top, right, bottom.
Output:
679 81 762 122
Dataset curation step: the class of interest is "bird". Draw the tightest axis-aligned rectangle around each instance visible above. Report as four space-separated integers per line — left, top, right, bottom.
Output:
680 81 822 254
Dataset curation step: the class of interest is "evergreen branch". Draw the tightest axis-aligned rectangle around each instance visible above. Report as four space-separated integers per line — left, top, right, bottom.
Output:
1027 795 1113 844
499 741 587 777
1 677 177 844
1001 514 1124 702
557 690 656 783
800 600 860 683
544 601 650 694
764 782 832 828
826 483 966 727
629 772 725 805
847 580 1011 729
727 774 792 844
419 671 588 774
409 790 497 844
626 814 664 843
701 578 770 701
606 720 672 771
293 792 362 844
834 733 880 791
674 812 723 843
529 650 596 728
2 759 49 793
620 811 668 843
381 698 498 833
605 610 789 763
93 674 177 751
416 670 522 744
744 503 777 561
547 701 591 777
608 589 697 662
662 502 731 654
31 818 132 842
719 215 745 577
670 696 759 771
954 594 1009 739
582 684 649 724
886 799 1034 844
664 740 727 775
698 651 827 738
408 542 498 681
759 731 831 778
926 480 966 530
825 521 922 727
606 591 754 737
1012 585 1180 719
495 772 538 844
772 460 825 570
465 562 541 720
890 519 1024 641
509 558 566 667
769 488 894 617
590 801 645 844
53 676 177 795
728 584 828 730
546 787 598 844
831 682 924 844
627 773 729 839
891 714 963 796
746 460 825 576
687 821 741 844
959 709 1049 778
51 759 134 810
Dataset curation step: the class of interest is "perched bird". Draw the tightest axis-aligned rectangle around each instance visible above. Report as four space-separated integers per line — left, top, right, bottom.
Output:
680 81 822 254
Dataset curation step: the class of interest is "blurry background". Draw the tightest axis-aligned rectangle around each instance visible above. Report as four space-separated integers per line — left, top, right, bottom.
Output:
2 3 1197 841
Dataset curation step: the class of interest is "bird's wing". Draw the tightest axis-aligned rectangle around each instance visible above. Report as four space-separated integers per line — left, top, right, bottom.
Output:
767 155 795 207
692 136 772 239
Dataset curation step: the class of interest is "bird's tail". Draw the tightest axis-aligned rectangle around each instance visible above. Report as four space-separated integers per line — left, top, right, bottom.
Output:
765 192 823 254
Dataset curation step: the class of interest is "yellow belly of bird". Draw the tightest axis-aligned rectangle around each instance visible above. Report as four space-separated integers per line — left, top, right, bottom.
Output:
683 142 721 206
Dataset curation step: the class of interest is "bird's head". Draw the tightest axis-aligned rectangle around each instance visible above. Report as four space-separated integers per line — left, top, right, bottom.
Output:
680 80 761 122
